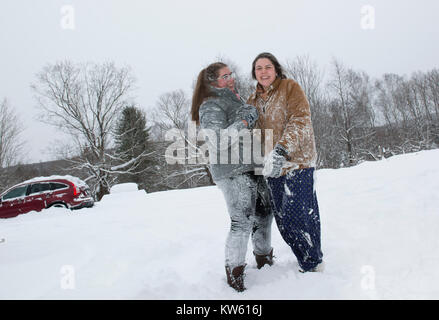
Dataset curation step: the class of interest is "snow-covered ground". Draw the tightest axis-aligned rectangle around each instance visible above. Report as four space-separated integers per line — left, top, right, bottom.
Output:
1 150 439 300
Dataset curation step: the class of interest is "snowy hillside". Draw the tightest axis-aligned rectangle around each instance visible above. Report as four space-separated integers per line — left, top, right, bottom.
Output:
1 150 439 299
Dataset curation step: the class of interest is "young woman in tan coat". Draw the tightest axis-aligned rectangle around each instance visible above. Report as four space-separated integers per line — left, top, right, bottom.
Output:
247 52 324 273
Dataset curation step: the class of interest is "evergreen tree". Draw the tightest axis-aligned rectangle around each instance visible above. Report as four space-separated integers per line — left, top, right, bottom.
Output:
114 105 154 191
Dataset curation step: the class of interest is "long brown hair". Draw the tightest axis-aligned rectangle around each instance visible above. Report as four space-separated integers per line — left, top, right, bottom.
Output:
251 52 287 81
191 62 227 124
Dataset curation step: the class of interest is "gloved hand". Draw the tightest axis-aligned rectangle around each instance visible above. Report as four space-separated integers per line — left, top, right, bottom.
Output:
241 105 259 129
262 144 291 178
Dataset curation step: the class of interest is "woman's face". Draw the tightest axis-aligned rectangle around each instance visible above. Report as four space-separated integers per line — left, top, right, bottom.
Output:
254 58 277 89
214 67 235 90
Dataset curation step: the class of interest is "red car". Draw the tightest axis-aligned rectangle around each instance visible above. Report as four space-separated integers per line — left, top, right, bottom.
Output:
0 175 94 219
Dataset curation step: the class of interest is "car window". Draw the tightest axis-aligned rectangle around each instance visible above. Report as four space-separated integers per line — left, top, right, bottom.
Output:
2 185 28 200
29 184 42 195
29 183 51 195
50 182 68 191
40 183 51 192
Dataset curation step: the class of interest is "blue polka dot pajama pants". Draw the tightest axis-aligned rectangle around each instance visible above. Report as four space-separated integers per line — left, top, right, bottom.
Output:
267 168 323 272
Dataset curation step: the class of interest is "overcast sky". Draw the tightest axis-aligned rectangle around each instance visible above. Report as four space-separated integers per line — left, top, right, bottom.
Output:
1 0 438 164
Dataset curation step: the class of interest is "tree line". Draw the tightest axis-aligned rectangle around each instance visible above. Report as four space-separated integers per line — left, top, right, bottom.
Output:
1 57 438 200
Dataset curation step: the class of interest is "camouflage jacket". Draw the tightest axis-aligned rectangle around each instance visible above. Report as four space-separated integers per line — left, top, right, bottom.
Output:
199 87 260 182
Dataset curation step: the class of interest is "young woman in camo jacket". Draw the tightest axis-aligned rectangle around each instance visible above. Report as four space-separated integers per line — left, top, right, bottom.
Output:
191 62 274 292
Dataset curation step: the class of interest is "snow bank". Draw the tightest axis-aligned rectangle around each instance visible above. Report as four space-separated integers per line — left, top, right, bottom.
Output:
110 183 139 194
1 150 439 299
101 183 146 204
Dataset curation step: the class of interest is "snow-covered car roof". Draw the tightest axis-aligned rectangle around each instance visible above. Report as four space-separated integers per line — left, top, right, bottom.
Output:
19 175 89 189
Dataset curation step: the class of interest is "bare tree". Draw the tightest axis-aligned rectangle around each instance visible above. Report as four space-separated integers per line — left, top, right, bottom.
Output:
0 98 25 168
0 98 26 191
284 55 334 168
285 55 325 109
375 69 439 154
327 58 376 166
152 89 190 136
150 89 213 190
31 60 142 200
426 69 439 120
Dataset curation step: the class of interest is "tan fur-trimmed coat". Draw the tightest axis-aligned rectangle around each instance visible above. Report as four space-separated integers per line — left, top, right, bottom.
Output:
247 78 317 174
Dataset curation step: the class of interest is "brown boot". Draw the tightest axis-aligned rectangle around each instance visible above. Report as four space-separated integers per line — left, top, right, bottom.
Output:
225 265 246 292
254 248 274 269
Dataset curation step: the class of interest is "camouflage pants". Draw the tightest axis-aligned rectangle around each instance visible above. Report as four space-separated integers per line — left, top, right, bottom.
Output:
216 173 273 269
